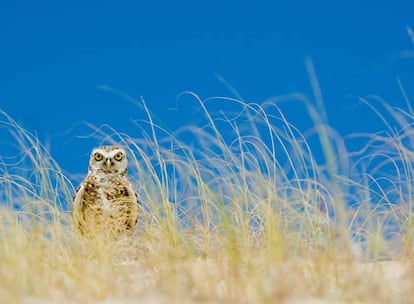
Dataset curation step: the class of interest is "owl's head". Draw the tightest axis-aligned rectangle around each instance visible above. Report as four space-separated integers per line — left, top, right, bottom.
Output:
88 145 128 175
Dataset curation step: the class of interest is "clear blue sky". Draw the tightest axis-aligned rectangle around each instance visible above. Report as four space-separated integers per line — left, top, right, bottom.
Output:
1 1 413 175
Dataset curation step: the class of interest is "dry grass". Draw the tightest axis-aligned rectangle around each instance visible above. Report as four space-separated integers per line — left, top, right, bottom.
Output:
1 89 414 303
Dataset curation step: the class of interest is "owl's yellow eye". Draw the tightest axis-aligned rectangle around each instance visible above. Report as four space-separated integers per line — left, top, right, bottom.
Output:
94 153 104 161
114 152 124 161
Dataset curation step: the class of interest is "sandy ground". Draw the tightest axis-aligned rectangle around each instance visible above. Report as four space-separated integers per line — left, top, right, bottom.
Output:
14 259 411 304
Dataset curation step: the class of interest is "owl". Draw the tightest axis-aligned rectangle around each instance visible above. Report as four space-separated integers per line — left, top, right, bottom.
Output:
72 145 139 238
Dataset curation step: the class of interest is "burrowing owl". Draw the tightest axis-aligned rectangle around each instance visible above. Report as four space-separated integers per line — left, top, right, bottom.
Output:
72 145 139 238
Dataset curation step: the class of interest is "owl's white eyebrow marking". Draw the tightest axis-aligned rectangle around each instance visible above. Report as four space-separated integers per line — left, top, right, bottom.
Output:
91 148 125 159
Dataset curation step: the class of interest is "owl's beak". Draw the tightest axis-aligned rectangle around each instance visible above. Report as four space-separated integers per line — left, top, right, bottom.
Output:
105 158 113 169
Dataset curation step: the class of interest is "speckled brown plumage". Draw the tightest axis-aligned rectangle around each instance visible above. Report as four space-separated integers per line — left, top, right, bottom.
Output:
72 146 139 238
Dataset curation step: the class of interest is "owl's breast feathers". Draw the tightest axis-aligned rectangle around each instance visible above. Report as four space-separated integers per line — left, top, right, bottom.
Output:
72 174 139 237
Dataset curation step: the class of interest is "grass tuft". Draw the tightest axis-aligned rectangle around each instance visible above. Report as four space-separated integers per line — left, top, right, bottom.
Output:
0 94 413 303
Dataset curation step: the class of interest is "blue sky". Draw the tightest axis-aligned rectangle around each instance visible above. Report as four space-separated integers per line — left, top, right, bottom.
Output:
1 1 413 175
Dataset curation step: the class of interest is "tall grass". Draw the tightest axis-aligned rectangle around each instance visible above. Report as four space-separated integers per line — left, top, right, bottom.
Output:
0 89 413 303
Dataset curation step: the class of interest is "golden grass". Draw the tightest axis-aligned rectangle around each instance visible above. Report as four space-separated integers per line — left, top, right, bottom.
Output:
1 90 414 303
